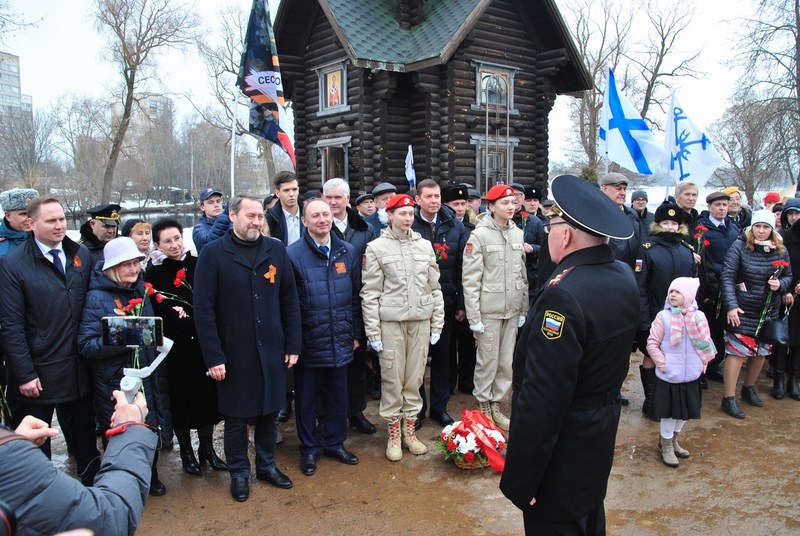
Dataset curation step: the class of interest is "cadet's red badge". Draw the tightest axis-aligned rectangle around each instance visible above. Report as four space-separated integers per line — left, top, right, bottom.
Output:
465 242 474 255
541 310 565 340
335 262 347 274
73 256 82 268
264 264 277 283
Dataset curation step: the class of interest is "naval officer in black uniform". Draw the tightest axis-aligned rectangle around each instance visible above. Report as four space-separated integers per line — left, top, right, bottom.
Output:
500 174 640 535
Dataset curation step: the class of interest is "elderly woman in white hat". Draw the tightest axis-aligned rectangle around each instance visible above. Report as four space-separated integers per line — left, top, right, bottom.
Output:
77 236 167 496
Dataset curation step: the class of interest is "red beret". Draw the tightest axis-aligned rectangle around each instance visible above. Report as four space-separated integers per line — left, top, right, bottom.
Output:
385 193 415 211
764 192 781 204
485 184 515 202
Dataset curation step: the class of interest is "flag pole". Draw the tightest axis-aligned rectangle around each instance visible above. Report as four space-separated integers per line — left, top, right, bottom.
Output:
230 92 237 197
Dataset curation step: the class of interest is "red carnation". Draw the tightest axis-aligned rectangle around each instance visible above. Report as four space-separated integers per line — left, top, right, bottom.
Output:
703 240 710 247
143 282 155 296
464 451 475 463
176 268 187 281
173 278 182 288
155 294 164 303
447 440 457 452
520 211 528 219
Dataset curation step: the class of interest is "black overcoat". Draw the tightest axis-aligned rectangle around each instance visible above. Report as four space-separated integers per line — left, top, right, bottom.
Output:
193 231 301 418
500 245 639 523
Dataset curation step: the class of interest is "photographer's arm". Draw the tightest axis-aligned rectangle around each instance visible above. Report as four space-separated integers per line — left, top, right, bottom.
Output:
0 391 155 536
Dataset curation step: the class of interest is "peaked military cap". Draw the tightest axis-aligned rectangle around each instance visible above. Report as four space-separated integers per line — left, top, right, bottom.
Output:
87 203 121 226
550 175 633 239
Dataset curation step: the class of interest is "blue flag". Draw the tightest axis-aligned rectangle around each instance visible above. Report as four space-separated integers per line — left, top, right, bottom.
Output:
237 0 295 169
599 67 667 175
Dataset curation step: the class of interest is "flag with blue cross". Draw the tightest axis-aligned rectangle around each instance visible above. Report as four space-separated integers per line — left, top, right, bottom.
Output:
664 93 722 186
599 67 668 175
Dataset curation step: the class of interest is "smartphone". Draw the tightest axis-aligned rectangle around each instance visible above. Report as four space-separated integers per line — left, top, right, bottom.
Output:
102 316 164 348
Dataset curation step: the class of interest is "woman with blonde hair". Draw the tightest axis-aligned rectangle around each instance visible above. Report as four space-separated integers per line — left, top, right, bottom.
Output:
720 210 792 418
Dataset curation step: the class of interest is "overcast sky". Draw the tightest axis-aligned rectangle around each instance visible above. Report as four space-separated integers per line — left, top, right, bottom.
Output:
4 0 754 164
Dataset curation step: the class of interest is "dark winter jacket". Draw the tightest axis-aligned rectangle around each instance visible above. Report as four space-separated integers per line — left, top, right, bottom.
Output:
192 211 231 253
513 210 545 302
609 205 642 269
288 231 363 367
0 236 93 404
720 240 792 337
0 218 28 256
636 224 697 329
193 231 301 418
79 221 110 266
364 210 389 235
694 212 740 305
632 207 655 241
266 201 304 245
412 204 467 310
779 200 800 345
77 269 160 430
730 206 752 230
333 206 376 258
0 424 156 536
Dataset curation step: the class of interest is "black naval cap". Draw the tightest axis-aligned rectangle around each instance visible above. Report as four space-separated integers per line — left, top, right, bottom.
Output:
87 203 121 226
443 184 469 203
549 175 633 239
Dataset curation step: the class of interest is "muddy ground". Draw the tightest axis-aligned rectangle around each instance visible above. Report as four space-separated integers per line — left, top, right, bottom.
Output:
52 353 800 535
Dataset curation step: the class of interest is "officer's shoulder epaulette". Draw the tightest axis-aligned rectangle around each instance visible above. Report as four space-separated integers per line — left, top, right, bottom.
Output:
548 266 575 286
681 241 695 252
642 242 652 249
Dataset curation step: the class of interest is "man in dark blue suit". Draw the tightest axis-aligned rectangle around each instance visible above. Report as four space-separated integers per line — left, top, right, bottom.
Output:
287 199 362 476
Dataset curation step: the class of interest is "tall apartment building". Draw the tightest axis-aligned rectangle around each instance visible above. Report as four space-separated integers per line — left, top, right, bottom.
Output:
0 52 33 115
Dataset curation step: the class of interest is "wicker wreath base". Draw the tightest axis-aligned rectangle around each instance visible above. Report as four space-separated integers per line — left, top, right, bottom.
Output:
453 457 489 470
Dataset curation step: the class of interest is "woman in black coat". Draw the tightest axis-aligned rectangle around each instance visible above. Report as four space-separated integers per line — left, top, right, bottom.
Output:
720 210 793 418
778 201 800 400
146 219 225 476
77 236 166 496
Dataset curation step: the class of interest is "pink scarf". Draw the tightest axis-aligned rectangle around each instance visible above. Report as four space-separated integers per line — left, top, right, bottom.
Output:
670 305 716 363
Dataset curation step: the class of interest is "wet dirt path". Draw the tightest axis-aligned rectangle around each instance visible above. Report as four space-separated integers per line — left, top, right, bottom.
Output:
68 352 798 535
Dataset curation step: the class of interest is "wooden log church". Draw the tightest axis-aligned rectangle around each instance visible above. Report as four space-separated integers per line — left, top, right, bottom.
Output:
274 0 591 196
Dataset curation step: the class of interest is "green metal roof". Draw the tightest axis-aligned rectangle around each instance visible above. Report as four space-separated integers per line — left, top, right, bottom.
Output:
320 0 487 71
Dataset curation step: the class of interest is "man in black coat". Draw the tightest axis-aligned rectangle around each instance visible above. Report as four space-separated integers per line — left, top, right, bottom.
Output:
412 179 467 427
600 173 641 269
322 178 379 434
78 203 120 266
695 191 740 382
0 197 101 485
500 175 640 535
194 194 302 501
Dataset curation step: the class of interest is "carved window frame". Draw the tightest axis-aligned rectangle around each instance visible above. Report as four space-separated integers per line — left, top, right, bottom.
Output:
470 60 520 115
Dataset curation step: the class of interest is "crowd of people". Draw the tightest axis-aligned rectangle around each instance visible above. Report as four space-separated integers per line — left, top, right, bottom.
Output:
0 172 798 534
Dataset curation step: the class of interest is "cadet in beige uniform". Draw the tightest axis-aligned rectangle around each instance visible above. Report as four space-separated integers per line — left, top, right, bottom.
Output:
462 184 528 430
361 194 445 461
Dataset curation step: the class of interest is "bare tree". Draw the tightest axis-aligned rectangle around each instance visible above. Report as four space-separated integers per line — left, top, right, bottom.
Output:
53 95 112 213
741 0 800 183
710 89 786 204
0 108 56 188
565 0 634 169
629 1 701 122
0 0 36 44
563 0 700 171
93 0 197 203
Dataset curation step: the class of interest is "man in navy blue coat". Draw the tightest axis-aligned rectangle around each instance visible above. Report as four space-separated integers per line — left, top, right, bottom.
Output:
287 199 362 476
194 194 301 502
